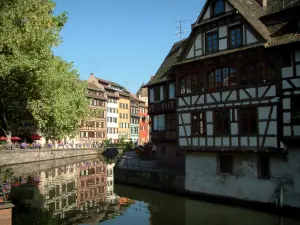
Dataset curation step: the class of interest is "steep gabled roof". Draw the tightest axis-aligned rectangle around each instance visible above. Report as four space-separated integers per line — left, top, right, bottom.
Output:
129 93 140 102
195 0 269 40
144 39 187 87
136 84 148 97
87 82 104 92
265 0 300 15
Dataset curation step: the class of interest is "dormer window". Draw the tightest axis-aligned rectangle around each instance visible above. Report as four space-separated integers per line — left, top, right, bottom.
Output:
212 0 225 16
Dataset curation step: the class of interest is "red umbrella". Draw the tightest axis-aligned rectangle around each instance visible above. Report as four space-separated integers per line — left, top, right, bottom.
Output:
0 136 7 141
30 134 42 140
11 136 21 141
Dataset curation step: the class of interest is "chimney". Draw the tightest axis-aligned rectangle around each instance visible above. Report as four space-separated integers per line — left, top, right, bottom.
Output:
262 0 268 7
90 73 94 77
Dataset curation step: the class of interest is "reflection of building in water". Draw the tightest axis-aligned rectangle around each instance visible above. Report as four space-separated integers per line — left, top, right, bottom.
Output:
73 160 108 224
77 160 107 207
9 163 79 220
106 163 116 203
40 163 78 217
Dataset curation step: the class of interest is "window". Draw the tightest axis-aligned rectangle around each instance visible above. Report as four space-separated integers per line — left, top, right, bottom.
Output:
154 86 160 102
186 76 191 94
212 0 225 16
257 156 270 179
180 75 194 95
180 77 186 94
160 86 164 101
239 108 257 134
291 96 300 124
150 88 154 103
229 26 242 48
206 32 218 53
241 65 257 86
169 83 175 99
214 109 230 135
208 68 236 90
218 155 233 174
153 115 165 131
191 112 206 136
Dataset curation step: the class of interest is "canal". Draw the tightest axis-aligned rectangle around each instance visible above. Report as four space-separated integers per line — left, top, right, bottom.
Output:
1 156 299 225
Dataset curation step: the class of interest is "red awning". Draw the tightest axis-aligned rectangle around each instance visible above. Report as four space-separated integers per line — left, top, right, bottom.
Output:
30 134 42 140
0 136 7 141
11 136 21 141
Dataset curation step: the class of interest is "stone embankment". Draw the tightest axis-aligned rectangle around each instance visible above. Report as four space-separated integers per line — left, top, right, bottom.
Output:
0 148 102 166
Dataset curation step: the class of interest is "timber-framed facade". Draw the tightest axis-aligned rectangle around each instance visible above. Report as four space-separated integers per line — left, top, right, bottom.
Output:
145 0 300 209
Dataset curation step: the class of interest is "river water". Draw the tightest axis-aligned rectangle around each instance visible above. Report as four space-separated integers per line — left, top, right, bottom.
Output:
2 156 299 225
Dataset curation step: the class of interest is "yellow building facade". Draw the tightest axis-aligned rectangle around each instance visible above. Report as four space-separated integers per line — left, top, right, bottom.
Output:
118 93 130 140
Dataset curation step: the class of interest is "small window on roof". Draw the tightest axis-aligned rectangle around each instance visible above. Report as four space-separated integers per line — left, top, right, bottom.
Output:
212 0 225 16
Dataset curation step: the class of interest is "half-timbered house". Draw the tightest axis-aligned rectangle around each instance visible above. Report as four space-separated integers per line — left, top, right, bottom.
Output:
144 41 186 170
172 0 300 209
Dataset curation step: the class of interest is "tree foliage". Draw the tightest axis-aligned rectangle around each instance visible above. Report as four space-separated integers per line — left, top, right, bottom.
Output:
0 0 89 141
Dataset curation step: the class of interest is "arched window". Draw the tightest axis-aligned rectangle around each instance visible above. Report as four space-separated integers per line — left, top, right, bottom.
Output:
212 0 225 16
208 68 236 90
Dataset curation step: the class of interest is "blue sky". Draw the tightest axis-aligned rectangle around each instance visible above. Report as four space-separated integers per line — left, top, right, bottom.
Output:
53 0 205 93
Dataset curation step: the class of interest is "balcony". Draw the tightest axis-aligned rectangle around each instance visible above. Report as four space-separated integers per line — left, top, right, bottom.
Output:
151 130 176 143
149 99 176 114
130 112 139 117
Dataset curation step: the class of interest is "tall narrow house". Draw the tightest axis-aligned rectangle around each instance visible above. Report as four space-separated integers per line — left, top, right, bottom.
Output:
144 41 186 170
129 93 140 143
97 77 120 143
172 0 300 209
79 75 107 145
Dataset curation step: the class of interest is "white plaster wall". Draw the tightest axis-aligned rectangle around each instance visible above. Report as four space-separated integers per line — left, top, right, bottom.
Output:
203 7 210 19
107 102 118 133
225 1 233 11
187 44 195 58
185 149 300 208
246 28 258 44
219 38 227 50
195 34 202 49
107 133 118 140
219 26 227 38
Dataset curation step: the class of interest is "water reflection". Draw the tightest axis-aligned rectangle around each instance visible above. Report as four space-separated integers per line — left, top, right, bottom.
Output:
3 158 299 225
6 158 133 225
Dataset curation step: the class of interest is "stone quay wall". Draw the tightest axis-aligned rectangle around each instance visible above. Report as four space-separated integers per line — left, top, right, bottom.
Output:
0 148 101 166
114 168 300 216
5 155 99 176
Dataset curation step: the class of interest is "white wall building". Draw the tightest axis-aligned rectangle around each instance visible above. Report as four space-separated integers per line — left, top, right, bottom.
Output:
107 98 119 143
106 163 117 203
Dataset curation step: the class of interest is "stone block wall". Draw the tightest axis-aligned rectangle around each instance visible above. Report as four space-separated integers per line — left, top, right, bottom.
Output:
0 149 100 166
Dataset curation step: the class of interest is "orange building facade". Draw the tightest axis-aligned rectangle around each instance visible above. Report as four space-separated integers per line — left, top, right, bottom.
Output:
138 102 149 145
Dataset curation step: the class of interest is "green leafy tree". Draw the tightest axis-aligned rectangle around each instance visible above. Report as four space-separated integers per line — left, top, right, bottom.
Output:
0 0 89 142
28 57 89 141
0 0 66 76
